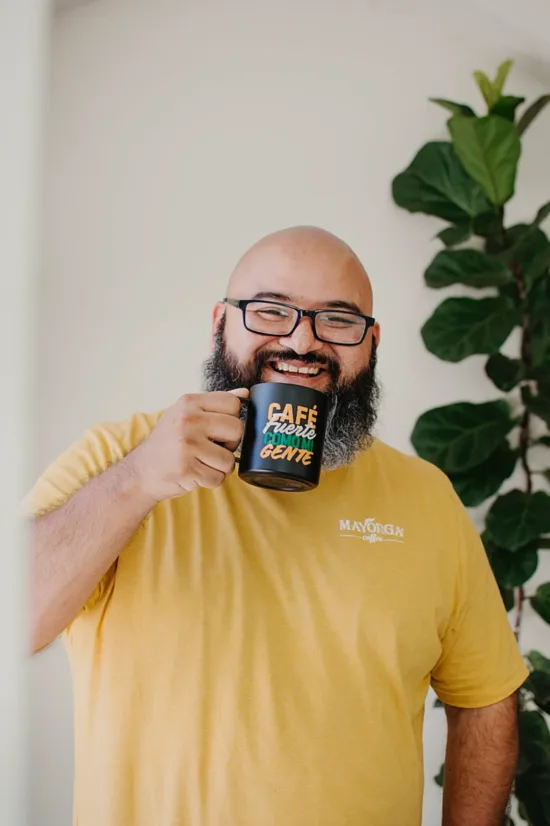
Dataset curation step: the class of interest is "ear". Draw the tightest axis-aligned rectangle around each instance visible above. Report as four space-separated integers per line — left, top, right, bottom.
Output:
211 301 225 349
372 321 381 346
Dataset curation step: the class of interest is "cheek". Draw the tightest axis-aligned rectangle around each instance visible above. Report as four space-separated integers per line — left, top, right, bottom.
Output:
335 341 372 380
225 315 276 363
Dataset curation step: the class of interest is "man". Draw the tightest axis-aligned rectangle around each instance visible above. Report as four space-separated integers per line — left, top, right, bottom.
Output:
29 226 527 826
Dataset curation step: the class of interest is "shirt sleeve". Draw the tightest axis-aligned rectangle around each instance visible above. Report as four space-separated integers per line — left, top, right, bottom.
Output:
430 490 529 708
24 415 151 616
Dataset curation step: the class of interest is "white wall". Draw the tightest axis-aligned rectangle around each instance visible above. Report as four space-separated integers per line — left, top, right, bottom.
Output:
0 3 49 826
34 1 550 824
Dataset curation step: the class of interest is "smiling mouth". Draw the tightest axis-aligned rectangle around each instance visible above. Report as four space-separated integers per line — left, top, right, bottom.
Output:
269 360 324 377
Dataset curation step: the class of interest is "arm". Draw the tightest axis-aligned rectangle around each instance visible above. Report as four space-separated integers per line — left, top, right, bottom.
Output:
31 453 156 653
429 486 528 823
442 693 519 826
30 390 246 652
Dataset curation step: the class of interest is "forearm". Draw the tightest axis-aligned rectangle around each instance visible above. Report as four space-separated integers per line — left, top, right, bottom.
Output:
31 452 156 652
442 695 519 826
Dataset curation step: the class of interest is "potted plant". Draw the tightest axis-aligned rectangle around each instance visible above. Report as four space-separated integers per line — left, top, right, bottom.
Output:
391 61 550 825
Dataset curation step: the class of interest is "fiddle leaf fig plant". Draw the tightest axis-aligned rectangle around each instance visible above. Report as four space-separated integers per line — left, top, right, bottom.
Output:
392 61 550 826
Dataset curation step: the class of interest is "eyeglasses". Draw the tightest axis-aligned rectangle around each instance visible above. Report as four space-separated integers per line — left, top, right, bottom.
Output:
224 298 375 346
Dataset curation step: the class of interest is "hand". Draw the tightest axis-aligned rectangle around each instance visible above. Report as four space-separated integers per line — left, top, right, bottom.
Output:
130 389 249 502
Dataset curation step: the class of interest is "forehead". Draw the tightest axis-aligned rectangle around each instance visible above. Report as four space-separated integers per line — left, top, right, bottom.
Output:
229 237 373 313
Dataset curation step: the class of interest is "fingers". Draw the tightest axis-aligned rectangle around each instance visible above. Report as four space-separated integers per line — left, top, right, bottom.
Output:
198 440 236 474
189 459 227 490
204 412 244 451
194 441 236 478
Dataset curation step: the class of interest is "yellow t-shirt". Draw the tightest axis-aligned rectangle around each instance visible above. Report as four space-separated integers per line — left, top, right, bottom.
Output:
27 413 528 826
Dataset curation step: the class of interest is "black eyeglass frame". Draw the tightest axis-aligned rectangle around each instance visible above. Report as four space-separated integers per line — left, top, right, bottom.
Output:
224 298 376 346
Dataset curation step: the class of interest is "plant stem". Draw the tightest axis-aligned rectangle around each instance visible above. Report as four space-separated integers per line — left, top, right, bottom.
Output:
519 408 533 495
512 260 533 494
514 586 524 643
511 260 534 642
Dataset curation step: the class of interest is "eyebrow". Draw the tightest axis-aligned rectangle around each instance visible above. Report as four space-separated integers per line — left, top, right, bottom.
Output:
251 291 365 315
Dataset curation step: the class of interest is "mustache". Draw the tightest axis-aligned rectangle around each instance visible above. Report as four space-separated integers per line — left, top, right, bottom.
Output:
258 349 329 366
255 348 340 382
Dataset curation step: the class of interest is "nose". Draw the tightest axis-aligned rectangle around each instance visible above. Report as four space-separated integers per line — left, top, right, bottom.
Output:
281 316 323 355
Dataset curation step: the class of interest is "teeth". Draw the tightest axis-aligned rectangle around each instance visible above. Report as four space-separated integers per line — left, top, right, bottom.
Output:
273 361 321 376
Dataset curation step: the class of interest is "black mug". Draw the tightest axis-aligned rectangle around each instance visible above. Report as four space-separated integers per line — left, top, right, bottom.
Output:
238 382 329 492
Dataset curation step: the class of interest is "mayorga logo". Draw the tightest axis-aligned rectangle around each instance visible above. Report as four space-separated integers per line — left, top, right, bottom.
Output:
339 518 405 544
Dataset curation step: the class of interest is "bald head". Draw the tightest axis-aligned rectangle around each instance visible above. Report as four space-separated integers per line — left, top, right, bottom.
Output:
227 226 374 316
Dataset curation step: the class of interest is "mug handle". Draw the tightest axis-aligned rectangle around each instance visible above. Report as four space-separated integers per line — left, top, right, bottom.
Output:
234 397 250 464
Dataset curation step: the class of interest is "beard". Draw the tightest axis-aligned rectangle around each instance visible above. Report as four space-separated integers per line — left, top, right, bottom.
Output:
202 316 381 470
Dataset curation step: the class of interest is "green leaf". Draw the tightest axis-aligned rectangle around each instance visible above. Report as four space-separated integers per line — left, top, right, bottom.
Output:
536 436 550 448
525 381 550 428
517 748 535 780
500 224 550 265
529 277 550 369
486 490 550 551
449 441 517 507
500 586 515 612
485 539 539 588
515 768 550 826
474 70 495 108
485 353 523 392
448 115 522 205
517 95 550 137
517 801 528 822
534 201 550 227
491 95 526 121
421 296 519 363
392 142 493 223
434 764 444 787
411 400 515 473
519 711 550 767
499 281 522 307
473 209 505 238
430 98 476 117
532 583 550 625
424 249 512 289
436 224 472 247
532 319 550 369
527 651 550 675
526 671 550 714
525 244 550 289
497 224 550 291
493 60 514 99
